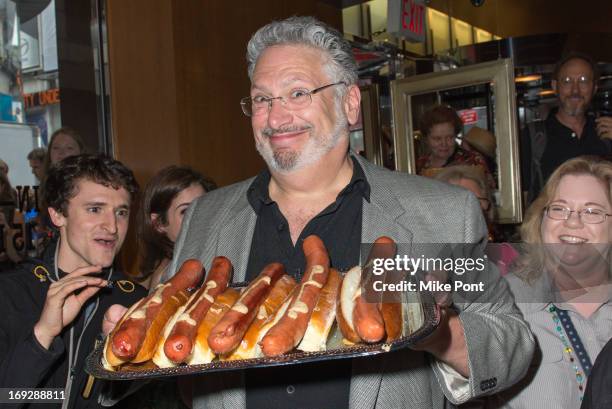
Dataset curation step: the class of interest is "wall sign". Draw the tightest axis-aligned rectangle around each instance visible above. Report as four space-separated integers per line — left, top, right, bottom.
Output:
23 88 60 109
387 0 427 43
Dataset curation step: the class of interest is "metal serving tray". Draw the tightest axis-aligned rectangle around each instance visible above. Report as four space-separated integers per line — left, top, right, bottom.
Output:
86 283 440 380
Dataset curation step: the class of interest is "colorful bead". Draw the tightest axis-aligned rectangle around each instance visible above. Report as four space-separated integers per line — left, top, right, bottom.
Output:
548 305 584 401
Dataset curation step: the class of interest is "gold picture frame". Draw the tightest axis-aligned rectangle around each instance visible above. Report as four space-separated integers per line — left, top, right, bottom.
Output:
390 59 522 224
359 83 384 167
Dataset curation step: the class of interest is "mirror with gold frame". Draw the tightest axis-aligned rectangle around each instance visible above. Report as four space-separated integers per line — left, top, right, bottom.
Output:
351 83 384 166
390 59 522 224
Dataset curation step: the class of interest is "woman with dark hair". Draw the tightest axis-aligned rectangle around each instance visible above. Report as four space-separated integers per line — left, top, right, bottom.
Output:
416 105 493 186
35 128 86 253
0 172 18 271
138 166 216 289
488 156 612 408
0 172 15 203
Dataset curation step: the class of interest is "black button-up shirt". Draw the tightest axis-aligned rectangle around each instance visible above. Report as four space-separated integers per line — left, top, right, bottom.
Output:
244 157 370 409
541 110 611 181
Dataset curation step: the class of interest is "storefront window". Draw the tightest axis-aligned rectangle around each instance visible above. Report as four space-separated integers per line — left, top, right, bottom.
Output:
1 0 60 189
1 0 62 265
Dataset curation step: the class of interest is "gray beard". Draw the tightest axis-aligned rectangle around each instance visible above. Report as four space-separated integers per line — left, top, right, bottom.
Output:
563 106 584 117
272 150 300 171
257 107 348 173
560 98 588 117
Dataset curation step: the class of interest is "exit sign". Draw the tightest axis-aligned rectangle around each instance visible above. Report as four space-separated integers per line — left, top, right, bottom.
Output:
387 0 427 43
459 109 479 124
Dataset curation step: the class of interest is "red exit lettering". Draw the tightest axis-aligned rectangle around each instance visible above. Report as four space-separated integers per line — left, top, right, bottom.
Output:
459 110 478 124
401 0 424 35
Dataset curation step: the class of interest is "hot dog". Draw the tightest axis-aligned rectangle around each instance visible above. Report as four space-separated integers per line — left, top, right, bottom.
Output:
162 257 233 364
297 268 341 352
225 274 297 360
353 289 385 343
207 262 285 355
103 298 147 370
260 235 330 357
153 287 240 367
107 259 204 365
380 300 402 342
353 236 398 343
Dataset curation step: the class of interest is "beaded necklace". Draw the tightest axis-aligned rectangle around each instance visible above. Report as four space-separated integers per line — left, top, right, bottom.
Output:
547 305 593 401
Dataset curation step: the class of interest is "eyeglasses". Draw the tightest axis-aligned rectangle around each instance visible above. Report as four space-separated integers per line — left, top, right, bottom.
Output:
240 81 346 117
558 75 592 88
545 205 612 224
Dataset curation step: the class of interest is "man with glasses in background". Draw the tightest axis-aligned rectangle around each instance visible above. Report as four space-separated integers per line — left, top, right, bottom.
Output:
153 16 534 409
522 52 612 203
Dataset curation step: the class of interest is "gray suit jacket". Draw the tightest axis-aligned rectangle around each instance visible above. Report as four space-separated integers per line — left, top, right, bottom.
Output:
165 155 534 409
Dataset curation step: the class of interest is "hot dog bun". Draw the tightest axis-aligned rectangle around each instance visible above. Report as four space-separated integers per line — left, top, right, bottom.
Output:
103 298 147 370
153 301 187 368
190 288 240 364
261 235 330 357
162 257 233 364
225 274 297 360
110 259 204 364
104 289 191 368
336 266 362 344
208 263 285 355
298 268 341 352
132 289 191 363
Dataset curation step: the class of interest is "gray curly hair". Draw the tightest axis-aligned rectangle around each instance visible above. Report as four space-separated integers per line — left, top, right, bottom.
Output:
246 16 358 93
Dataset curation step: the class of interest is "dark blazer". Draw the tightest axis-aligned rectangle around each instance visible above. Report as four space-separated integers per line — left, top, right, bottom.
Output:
581 338 612 409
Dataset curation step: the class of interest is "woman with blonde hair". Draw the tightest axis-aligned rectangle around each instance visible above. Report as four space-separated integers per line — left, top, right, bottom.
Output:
488 156 612 408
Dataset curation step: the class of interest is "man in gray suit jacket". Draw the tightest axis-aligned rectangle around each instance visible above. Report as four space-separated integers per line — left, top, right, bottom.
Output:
160 16 534 409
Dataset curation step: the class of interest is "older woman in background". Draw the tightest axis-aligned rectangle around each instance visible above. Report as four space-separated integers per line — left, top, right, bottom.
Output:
488 156 612 408
416 105 492 183
436 165 496 241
